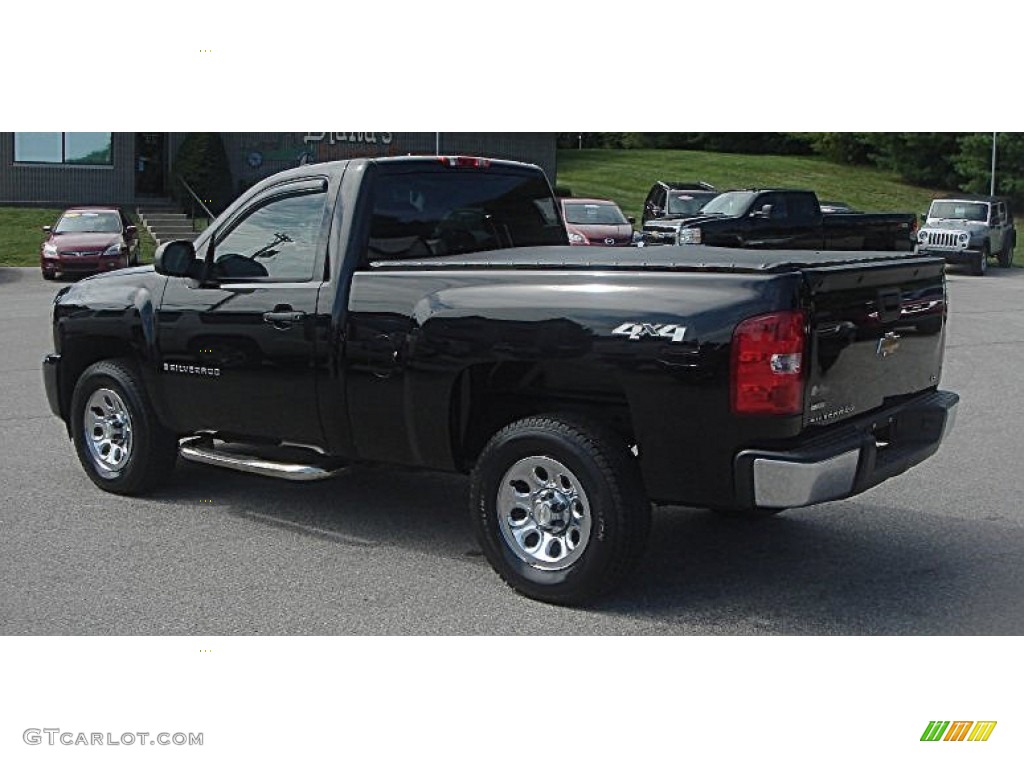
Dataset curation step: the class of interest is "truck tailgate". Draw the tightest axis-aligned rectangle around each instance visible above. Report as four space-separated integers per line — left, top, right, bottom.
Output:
803 256 946 428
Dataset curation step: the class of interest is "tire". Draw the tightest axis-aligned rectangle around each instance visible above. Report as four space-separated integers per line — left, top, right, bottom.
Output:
70 359 178 495
470 414 651 605
972 243 989 276
998 236 1015 268
42 271 55 281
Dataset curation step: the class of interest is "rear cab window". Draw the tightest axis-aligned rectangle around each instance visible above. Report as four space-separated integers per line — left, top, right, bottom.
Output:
366 163 567 262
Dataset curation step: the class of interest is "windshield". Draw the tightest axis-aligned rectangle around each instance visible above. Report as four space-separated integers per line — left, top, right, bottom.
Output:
700 191 757 217
929 201 988 222
54 211 121 234
666 191 718 216
563 202 627 226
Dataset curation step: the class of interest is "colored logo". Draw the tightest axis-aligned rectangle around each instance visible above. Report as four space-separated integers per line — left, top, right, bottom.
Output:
921 721 997 742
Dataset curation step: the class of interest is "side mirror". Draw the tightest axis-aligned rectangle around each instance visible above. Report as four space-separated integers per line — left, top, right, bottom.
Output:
125 225 137 236
42 225 51 233
751 204 773 219
627 216 636 225
154 240 199 278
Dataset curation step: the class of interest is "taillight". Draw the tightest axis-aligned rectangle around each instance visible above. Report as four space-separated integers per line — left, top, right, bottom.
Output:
731 310 806 415
438 156 491 169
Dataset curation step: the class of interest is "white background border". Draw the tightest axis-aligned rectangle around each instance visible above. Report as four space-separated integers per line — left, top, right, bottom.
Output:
2 1 1022 764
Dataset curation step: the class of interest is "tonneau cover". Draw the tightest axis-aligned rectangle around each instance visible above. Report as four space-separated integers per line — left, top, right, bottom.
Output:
372 245 932 273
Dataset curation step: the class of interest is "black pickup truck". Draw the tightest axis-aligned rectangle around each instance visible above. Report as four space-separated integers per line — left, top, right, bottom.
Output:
642 189 918 250
42 156 958 605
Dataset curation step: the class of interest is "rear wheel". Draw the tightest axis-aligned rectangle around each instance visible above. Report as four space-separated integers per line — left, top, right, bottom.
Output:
470 414 650 605
70 359 178 495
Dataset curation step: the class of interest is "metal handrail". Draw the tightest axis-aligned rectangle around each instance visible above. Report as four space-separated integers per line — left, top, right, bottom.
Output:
177 175 216 222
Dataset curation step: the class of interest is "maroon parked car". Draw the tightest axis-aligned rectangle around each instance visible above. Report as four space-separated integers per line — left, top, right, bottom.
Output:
40 207 140 280
560 197 635 246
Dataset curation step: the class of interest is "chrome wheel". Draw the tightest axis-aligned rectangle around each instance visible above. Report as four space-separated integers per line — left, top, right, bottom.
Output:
497 455 592 571
83 387 134 478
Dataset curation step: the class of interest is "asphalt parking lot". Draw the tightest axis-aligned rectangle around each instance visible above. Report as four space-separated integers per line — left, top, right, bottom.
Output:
1 264 1023 635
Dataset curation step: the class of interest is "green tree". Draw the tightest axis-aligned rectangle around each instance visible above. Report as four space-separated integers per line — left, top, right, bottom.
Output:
954 133 1024 207
868 133 966 188
798 133 877 165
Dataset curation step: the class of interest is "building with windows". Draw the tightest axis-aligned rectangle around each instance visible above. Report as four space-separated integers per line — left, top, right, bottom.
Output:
0 133 558 208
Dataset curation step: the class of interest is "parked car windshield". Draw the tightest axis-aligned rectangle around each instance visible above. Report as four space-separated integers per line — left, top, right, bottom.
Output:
666 191 718 216
929 201 989 222
563 202 628 226
700 191 757 217
55 211 121 234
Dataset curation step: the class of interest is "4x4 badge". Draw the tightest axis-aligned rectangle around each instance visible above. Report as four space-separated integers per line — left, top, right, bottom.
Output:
612 323 687 343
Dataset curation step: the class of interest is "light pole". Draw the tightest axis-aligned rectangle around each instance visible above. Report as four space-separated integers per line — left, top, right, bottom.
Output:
990 131 997 197
435 132 441 155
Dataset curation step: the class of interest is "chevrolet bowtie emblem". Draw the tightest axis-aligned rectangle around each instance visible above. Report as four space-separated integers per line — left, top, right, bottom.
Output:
877 332 901 358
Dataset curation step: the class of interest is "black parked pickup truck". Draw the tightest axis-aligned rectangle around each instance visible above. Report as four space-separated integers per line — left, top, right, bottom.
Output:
42 157 958 605
642 189 918 251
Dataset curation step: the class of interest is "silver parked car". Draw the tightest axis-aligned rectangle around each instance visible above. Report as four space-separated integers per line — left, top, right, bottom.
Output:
916 195 1016 275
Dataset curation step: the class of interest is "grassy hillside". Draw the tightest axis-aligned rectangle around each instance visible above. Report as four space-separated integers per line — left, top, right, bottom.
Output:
556 149 951 224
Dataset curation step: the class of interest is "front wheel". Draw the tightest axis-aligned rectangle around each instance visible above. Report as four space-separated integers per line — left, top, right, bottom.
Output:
998 236 1015 268
70 359 178 495
972 244 989 276
470 415 651 605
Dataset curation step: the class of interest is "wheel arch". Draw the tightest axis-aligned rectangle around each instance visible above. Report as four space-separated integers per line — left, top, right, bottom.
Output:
448 360 637 472
58 337 141 429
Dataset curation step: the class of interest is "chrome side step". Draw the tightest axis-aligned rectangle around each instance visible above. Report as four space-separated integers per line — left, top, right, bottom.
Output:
179 437 349 482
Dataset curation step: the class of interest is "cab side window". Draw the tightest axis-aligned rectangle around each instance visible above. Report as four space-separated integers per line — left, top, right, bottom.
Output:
788 193 819 224
643 188 657 217
213 189 327 281
760 193 789 221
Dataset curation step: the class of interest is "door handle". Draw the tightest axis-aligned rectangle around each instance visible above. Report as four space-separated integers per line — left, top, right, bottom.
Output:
263 310 306 327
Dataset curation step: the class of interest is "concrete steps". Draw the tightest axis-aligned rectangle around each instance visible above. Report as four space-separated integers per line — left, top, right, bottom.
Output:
136 202 203 245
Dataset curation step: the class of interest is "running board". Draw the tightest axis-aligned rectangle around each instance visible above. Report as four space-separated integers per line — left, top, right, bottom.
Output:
179 437 349 482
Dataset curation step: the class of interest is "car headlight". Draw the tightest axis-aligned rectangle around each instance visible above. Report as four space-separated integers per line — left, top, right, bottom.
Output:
568 232 587 245
917 231 929 244
677 227 702 245
103 242 125 257
958 232 970 246
43 243 58 257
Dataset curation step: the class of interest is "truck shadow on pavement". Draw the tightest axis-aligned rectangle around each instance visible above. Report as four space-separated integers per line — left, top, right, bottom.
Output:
141 461 1021 634
606 502 1023 634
